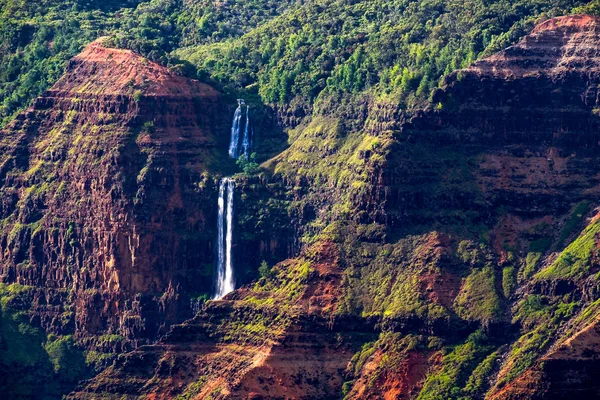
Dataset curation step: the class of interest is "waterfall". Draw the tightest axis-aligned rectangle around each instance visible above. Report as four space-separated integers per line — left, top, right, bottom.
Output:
214 177 236 299
228 99 252 159
242 106 252 157
228 99 244 158
214 98 253 299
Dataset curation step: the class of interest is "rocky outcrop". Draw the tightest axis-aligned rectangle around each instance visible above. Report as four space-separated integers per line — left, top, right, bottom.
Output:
384 14 600 232
71 241 362 399
383 14 600 399
0 38 226 348
13 14 600 400
419 14 600 147
68 15 600 399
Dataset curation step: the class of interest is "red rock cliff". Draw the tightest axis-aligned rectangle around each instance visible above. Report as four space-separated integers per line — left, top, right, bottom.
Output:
0 38 225 349
71 16 600 400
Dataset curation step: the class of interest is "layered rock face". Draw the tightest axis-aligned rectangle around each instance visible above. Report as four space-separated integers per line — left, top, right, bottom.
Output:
73 241 359 399
0 39 225 346
385 14 600 231
422 14 600 146
34 14 600 400
381 15 600 398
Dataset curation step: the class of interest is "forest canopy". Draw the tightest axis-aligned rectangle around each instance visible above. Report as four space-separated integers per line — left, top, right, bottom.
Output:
0 0 595 126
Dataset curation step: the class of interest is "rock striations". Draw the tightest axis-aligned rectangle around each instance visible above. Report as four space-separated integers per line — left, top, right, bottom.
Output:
70 15 600 400
0 38 224 354
8 14 600 400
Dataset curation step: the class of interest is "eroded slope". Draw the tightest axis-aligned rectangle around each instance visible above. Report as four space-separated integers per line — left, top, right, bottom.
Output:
31 13 600 400
0 38 224 362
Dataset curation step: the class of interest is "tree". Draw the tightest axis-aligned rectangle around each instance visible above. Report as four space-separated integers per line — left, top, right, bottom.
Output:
258 260 270 278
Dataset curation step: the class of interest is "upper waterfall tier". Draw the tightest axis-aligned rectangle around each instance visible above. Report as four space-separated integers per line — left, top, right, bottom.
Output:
228 99 252 158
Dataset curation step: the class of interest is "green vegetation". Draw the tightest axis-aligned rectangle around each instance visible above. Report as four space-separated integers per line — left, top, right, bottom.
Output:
133 89 143 102
536 217 600 280
0 284 89 397
417 330 496 400
455 266 503 326
498 208 600 388
0 0 298 126
573 0 600 15
178 376 209 400
520 251 542 281
558 298 600 342
0 0 590 128
463 349 502 396
337 232 450 322
201 251 315 346
502 266 516 298
0 0 110 125
236 153 259 175
2 0 600 397
344 333 421 399
172 0 298 46
558 200 590 245
44 335 88 382
258 260 270 278
141 120 155 133
348 341 378 377
179 0 586 109
496 294 578 386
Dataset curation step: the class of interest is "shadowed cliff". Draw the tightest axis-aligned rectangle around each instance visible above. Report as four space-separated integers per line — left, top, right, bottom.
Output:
67 15 600 400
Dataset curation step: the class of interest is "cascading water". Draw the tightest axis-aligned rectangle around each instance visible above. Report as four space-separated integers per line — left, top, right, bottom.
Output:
242 106 252 156
213 100 254 299
213 177 235 299
228 99 244 158
228 99 252 159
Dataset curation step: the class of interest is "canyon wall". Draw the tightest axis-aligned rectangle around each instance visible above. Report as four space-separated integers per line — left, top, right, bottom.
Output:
72 15 600 399
4 13 600 400
0 39 226 348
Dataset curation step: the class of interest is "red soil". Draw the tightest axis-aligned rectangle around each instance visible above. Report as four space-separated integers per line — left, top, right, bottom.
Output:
52 38 219 98
532 14 600 34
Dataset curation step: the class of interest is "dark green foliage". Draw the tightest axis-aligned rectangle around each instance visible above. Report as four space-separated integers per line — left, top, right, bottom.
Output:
417 330 497 400
457 240 491 267
180 0 587 108
44 335 88 386
236 153 259 175
0 0 155 125
557 200 590 246
502 266 516 298
462 349 502 397
573 0 600 14
1 0 600 397
336 231 451 321
0 0 590 128
0 1 97 125
455 266 504 326
0 284 90 398
235 180 295 284
174 0 299 46
497 295 578 385
0 0 299 127
536 217 600 280
141 120 155 134
133 89 143 102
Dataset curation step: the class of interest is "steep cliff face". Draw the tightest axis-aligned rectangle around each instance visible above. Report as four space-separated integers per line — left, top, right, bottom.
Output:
380 14 600 399
385 14 600 231
0 38 225 350
70 15 600 399
420 14 600 146
73 240 358 399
